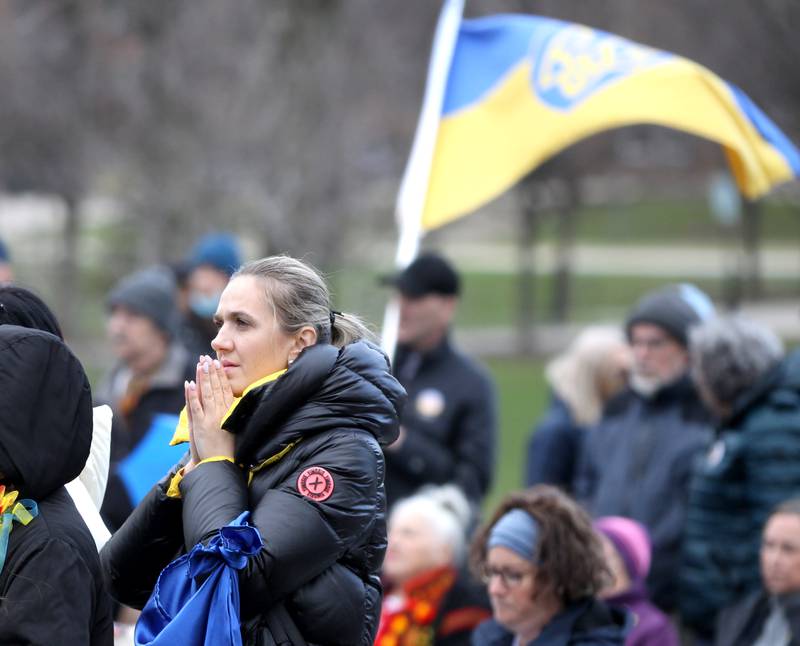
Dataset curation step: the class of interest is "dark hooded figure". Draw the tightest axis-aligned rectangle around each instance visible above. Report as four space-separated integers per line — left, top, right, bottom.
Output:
0 326 113 645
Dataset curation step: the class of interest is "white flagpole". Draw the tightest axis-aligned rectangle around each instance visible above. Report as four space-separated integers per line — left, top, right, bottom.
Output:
381 0 465 358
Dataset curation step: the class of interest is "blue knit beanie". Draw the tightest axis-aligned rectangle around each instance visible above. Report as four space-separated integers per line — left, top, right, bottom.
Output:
189 233 241 277
488 508 540 562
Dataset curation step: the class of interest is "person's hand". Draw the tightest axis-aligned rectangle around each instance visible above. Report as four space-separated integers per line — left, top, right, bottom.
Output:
183 379 199 474
205 354 235 411
186 355 236 463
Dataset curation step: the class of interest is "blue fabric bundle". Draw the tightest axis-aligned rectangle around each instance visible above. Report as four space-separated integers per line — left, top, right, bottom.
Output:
135 512 263 646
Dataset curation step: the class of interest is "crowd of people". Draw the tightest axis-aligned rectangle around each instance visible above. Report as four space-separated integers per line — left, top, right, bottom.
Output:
0 234 799 646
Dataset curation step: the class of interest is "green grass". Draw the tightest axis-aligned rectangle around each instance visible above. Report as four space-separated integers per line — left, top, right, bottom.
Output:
510 198 800 246
483 357 548 513
330 268 800 332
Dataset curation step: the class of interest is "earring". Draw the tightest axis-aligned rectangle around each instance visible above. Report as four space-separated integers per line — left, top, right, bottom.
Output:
288 358 295 366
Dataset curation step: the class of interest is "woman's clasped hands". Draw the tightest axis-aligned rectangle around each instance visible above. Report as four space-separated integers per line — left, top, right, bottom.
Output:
184 355 236 472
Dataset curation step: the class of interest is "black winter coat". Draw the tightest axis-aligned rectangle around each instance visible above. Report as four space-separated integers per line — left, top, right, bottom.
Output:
101 340 406 646
0 326 113 645
386 337 496 508
715 590 800 646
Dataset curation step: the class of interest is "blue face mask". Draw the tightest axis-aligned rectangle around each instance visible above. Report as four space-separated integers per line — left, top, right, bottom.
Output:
189 292 221 319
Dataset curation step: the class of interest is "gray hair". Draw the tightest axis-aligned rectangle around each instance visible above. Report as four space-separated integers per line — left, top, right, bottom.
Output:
234 256 375 348
390 484 472 566
689 316 784 408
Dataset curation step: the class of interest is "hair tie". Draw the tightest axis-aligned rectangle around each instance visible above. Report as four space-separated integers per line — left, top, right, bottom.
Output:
330 310 342 328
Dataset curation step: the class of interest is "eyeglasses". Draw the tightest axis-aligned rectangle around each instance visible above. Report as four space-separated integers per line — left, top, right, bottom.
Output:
630 335 671 351
479 565 534 588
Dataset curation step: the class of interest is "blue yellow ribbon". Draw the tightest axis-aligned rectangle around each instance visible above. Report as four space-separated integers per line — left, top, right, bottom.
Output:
0 485 38 574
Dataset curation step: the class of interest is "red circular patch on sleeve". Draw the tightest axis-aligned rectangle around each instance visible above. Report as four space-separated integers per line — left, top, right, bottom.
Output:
297 466 335 502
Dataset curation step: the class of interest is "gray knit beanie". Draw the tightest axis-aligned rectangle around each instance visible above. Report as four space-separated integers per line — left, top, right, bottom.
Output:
107 266 179 337
625 283 715 347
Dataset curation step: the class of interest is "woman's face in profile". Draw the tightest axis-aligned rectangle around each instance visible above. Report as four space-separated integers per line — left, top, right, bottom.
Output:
211 275 296 396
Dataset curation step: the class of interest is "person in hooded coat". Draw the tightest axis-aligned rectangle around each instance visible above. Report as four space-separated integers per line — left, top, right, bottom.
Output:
0 325 113 645
100 255 406 646
0 284 113 550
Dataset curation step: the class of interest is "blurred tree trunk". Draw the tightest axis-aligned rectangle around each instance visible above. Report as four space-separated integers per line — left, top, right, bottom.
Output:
741 199 762 300
550 176 579 323
58 195 81 338
516 176 540 355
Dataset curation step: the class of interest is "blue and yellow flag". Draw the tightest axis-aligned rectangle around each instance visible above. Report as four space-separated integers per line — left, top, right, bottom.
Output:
421 14 800 231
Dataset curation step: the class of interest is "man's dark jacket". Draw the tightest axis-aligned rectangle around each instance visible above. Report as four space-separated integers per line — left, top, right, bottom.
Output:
0 326 113 645
681 350 800 635
96 343 195 531
574 375 711 611
385 337 495 508
714 590 800 646
101 340 406 646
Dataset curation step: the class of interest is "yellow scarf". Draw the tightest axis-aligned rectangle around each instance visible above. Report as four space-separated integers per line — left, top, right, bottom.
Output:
169 369 286 445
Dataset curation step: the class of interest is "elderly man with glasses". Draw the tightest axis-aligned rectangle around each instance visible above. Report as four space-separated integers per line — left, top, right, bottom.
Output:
574 284 715 614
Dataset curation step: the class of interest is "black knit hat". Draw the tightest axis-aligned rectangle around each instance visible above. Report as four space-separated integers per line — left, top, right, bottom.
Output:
380 253 460 298
625 283 715 347
107 267 179 338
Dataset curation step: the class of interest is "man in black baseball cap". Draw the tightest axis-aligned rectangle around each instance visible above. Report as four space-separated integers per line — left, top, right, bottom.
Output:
382 253 461 352
382 253 460 298
381 252 496 513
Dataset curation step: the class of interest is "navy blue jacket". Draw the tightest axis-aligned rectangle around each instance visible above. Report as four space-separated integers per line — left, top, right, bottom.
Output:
574 376 711 611
101 341 406 646
681 350 800 635
526 395 584 493
472 598 628 646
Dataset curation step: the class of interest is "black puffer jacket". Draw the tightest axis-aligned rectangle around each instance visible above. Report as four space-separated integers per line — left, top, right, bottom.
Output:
0 326 113 645
101 340 406 645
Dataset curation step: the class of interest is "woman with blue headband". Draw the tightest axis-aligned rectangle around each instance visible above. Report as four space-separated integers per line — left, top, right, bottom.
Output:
470 485 629 645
